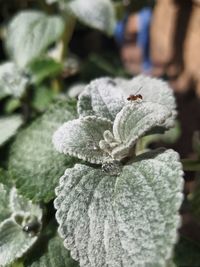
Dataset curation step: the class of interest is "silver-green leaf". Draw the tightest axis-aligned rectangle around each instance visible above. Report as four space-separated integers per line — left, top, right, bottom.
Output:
106 101 172 160
0 62 28 99
115 75 177 128
9 188 43 220
6 11 64 68
8 99 77 203
0 185 43 266
0 184 10 222
0 218 38 266
54 149 183 267
68 0 116 35
78 78 125 121
78 76 176 129
53 116 112 164
0 115 23 146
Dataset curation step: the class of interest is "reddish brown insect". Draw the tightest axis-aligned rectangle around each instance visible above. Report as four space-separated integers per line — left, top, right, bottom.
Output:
127 94 143 101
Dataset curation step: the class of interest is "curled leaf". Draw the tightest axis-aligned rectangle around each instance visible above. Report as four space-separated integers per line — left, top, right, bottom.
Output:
100 101 171 161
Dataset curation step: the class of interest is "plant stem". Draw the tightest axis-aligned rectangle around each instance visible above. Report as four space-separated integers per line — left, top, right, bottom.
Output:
52 13 76 92
135 138 146 155
57 13 76 63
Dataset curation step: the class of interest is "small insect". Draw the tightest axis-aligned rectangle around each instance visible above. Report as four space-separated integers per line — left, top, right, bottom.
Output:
127 94 143 101
127 86 143 101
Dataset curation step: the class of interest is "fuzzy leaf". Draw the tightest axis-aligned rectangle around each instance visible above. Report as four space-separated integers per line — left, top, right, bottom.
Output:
67 0 116 35
0 218 38 266
53 116 112 164
0 185 42 266
0 62 28 99
54 149 183 267
0 115 23 146
6 11 64 68
9 188 43 220
0 184 10 222
78 76 176 129
78 78 125 121
25 235 79 267
115 75 177 128
108 101 172 160
8 99 77 203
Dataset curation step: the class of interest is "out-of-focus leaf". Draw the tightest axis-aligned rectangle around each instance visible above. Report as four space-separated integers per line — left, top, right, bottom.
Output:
68 0 116 35
0 183 10 222
8 99 77 203
5 99 21 114
28 57 63 85
0 62 28 99
0 115 23 146
32 86 56 112
6 11 64 68
67 83 86 98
